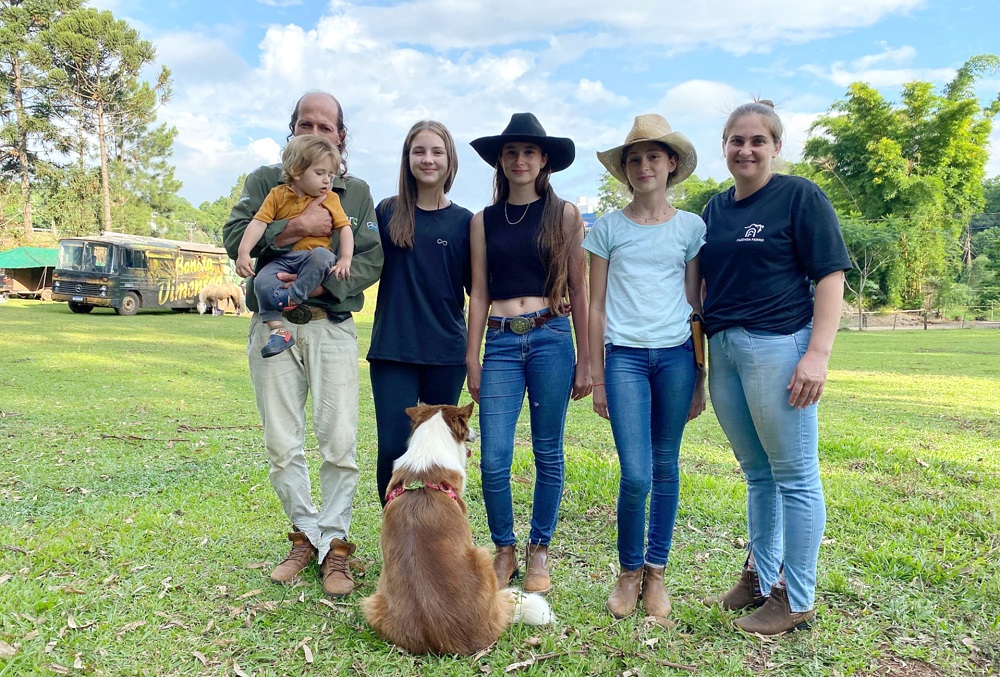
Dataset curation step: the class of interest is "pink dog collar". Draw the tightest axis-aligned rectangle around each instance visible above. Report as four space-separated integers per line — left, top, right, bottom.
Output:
385 480 459 506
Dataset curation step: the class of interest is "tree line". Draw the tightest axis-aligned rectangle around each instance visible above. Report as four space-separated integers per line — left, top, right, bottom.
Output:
0 0 233 246
597 55 1000 317
4 3 999 313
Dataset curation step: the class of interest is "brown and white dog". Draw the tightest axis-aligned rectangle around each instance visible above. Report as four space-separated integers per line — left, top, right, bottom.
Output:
362 403 553 655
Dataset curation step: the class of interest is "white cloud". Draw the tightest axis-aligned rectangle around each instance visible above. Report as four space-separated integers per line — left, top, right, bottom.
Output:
154 32 250 83
340 0 928 54
151 0 998 210
988 127 1000 180
800 44 955 88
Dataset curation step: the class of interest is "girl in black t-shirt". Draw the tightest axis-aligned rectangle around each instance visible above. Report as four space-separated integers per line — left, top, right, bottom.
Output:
368 121 474 506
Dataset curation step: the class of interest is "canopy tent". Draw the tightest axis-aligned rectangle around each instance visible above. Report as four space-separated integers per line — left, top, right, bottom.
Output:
0 246 58 269
0 246 58 297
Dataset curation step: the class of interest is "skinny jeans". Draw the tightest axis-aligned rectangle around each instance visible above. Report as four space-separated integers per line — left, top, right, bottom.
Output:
605 339 697 570
479 312 575 547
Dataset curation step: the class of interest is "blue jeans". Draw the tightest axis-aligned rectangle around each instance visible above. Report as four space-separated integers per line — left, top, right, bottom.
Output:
708 324 825 612
254 249 336 323
605 340 696 570
479 312 575 547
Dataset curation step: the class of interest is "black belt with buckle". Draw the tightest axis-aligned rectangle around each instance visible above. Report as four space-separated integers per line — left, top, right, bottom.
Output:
283 305 352 325
486 309 557 334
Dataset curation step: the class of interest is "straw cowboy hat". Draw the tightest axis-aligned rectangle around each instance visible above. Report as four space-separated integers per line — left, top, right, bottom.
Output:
470 112 576 173
597 114 697 188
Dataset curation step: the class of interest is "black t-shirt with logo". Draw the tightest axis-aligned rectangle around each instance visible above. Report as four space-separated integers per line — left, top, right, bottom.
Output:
700 174 850 337
367 198 473 365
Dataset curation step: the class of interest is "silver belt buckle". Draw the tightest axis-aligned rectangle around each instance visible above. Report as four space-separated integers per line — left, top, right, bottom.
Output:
509 316 533 334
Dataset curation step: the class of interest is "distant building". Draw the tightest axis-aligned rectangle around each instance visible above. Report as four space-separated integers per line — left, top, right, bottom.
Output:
576 196 599 230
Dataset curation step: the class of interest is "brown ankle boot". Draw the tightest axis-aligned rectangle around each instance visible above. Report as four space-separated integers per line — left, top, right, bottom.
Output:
606 567 643 618
269 531 317 583
734 584 815 635
641 564 671 619
523 543 551 594
320 538 356 597
702 561 766 610
493 544 519 588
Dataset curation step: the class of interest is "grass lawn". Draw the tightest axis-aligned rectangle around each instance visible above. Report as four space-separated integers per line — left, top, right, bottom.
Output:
1 299 998 675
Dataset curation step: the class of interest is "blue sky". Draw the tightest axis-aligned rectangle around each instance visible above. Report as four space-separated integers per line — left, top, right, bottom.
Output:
91 0 1000 212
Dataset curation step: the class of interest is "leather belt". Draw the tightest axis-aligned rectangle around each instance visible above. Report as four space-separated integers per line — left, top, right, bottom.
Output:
283 305 351 325
486 309 557 334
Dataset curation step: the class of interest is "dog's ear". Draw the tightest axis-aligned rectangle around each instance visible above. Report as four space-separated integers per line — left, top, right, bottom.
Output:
405 403 429 423
458 402 474 421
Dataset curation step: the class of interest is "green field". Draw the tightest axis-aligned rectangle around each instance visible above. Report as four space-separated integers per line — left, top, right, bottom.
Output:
1 299 998 675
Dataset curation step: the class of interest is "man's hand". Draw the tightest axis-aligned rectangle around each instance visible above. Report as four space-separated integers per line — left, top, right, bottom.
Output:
275 196 334 248
275 272 324 298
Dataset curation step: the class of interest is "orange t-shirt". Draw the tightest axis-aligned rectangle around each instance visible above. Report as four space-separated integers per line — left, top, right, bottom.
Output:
253 184 351 251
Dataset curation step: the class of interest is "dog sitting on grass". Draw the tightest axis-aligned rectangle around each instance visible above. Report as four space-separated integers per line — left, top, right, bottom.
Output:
362 403 553 655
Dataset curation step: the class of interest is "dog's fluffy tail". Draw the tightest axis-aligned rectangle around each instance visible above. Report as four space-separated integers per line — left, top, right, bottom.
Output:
505 588 554 626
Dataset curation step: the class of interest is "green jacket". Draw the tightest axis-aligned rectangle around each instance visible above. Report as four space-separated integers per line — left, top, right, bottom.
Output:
222 164 383 313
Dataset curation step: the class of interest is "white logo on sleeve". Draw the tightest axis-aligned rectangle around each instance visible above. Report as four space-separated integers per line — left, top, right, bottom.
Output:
737 223 765 242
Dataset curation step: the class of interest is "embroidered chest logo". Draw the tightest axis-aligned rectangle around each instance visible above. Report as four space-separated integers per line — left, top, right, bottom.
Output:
737 223 765 243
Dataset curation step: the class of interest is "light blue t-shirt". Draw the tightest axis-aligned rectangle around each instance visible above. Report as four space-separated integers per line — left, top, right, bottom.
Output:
583 209 706 348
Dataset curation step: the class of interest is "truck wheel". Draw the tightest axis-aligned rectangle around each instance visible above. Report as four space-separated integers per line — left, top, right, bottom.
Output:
68 302 94 314
115 291 140 316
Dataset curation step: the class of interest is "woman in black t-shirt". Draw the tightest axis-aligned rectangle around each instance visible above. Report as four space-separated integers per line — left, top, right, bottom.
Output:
368 121 473 505
700 101 850 636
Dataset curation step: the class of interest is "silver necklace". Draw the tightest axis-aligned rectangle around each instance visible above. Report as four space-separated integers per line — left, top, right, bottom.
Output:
629 202 667 223
504 201 531 225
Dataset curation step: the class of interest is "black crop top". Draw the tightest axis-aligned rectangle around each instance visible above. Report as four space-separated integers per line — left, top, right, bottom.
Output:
483 198 551 300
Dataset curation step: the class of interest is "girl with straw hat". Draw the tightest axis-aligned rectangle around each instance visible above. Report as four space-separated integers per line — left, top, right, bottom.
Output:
583 113 707 622
466 113 592 595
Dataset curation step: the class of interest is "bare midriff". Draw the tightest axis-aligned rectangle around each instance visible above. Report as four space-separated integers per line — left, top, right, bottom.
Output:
490 296 549 317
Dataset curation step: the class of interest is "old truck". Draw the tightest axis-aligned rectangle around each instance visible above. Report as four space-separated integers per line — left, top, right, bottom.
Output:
51 234 233 315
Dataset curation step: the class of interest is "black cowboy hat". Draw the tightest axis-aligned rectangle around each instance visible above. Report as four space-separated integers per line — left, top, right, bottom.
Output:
470 112 575 173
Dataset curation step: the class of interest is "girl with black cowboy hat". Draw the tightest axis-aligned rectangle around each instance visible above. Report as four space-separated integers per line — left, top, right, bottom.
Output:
466 112 592 595
583 113 707 622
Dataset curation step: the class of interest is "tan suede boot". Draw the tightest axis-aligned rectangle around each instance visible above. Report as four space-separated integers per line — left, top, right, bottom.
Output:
702 555 766 610
493 544 519 588
320 538 356 597
606 567 643 618
269 531 317 584
523 543 551 594
641 564 671 620
734 584 815 635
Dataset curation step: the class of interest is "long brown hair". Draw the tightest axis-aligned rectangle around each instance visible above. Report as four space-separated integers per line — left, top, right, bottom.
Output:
491 154 579 314
387 121 459 248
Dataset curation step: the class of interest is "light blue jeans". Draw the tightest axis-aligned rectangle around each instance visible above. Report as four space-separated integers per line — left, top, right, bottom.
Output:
708 324 825 612
605 340 697 570
479 312 575 547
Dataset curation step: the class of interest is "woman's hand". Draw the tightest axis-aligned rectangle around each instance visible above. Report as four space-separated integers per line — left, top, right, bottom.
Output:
466 358 482 404
592 384 609 420
688 373 707 421
571 361 592 401
788 350 828 408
